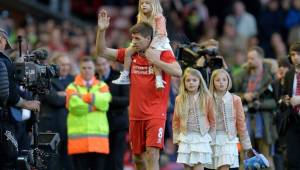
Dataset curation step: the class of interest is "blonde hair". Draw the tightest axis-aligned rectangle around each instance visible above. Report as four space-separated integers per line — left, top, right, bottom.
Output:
177 67 211 119
209 69 232 95
137 0 163 29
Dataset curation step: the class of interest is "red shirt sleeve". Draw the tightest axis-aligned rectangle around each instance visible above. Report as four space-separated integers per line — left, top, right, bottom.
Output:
160 50 176 63
116 48 126 63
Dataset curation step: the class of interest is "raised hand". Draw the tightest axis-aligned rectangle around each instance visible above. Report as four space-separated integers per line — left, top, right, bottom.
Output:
98 10 110 31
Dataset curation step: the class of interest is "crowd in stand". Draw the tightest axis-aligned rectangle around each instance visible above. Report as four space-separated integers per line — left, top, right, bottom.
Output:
2 0 300 169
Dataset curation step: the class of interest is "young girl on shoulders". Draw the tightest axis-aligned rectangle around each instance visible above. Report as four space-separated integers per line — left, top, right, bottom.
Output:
207 69 252 170
173 67 216 170
113 0 173 89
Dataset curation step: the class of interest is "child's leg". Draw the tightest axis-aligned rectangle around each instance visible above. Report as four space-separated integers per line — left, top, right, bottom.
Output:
192 163 204 170
112 47 134 84
184 164 193 170
217 165 230 170
147 49 165 89
154 66 165 89
123 51 132 73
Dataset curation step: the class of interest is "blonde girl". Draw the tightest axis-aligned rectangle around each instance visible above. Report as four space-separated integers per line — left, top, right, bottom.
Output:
113 0 173 89
207 69 252 170
173 67 216 170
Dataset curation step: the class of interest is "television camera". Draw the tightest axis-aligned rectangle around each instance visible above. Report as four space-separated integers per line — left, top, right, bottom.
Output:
176 42 223 70
14 48 59 94
13 36 60 170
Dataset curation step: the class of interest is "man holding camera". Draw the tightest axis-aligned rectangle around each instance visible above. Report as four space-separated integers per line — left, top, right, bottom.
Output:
234 46 277 169
0 28 40 169
195 39 228 85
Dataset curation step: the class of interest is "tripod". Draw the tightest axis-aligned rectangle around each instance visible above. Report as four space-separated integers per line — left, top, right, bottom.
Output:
32 93 61 169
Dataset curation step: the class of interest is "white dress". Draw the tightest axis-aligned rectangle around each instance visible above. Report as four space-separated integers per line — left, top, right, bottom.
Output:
176 95 213 166
206 132 239 169
177 132 213 166
205 95 239 169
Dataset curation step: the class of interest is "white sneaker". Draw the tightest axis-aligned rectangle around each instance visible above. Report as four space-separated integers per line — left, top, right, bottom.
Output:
156 80 165 89
112 71 130 84
155 76 166 89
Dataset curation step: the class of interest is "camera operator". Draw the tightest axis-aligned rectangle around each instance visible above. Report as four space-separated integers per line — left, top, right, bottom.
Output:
39 54 74 170
0 59 9 106
0 28 40 169
194 39 228 85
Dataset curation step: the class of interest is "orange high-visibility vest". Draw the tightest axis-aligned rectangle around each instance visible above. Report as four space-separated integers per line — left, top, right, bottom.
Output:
66 75 111 155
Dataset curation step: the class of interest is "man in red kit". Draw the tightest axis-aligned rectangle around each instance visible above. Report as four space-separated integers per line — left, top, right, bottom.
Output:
96 10 182 170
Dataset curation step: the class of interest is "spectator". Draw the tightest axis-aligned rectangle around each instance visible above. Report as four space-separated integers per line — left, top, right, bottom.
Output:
234 46 278 169
258 0 285 59
226 1 257 39
39 53 74 170
65 57 111 170
281 43 300 170
95 56 129 170
219 17 247 66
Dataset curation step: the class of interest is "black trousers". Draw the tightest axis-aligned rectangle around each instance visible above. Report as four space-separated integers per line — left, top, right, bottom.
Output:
286 119 300 170
72 153 106 170
104 130 127 170
0 121 18 170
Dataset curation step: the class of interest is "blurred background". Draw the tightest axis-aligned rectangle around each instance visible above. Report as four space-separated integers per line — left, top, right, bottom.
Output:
0 0 298 169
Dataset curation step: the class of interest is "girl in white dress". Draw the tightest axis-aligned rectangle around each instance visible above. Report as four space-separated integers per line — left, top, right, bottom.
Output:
173 67 216 170
208 69 252 170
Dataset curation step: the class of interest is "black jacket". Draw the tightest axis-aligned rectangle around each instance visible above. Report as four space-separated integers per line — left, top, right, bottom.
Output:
100 68 129 131
0 52 20 109
282 67 299 117
0 59 9 107
39 75 74 135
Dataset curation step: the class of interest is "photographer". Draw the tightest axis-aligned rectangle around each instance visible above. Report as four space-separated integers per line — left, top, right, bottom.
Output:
177 39 228 85
39 54 74 170
233 46 277 169
95 57 129 170
196 39 229 85
0 28 40 169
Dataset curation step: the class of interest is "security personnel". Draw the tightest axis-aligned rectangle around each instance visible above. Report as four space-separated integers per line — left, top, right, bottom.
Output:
66 58 111 170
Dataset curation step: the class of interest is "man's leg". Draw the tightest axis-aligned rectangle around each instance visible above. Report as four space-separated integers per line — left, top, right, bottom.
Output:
129 120 146 170
257 139 274 170
108 130 127 170
144 147 160 170
133 153 146 170
286 120 300 170
144 119 165 170
72 153 88 170
89 153 107 170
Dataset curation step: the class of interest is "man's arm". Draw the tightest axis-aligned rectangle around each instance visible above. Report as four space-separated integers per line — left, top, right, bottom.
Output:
145 50 182 77
96 10 118 61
